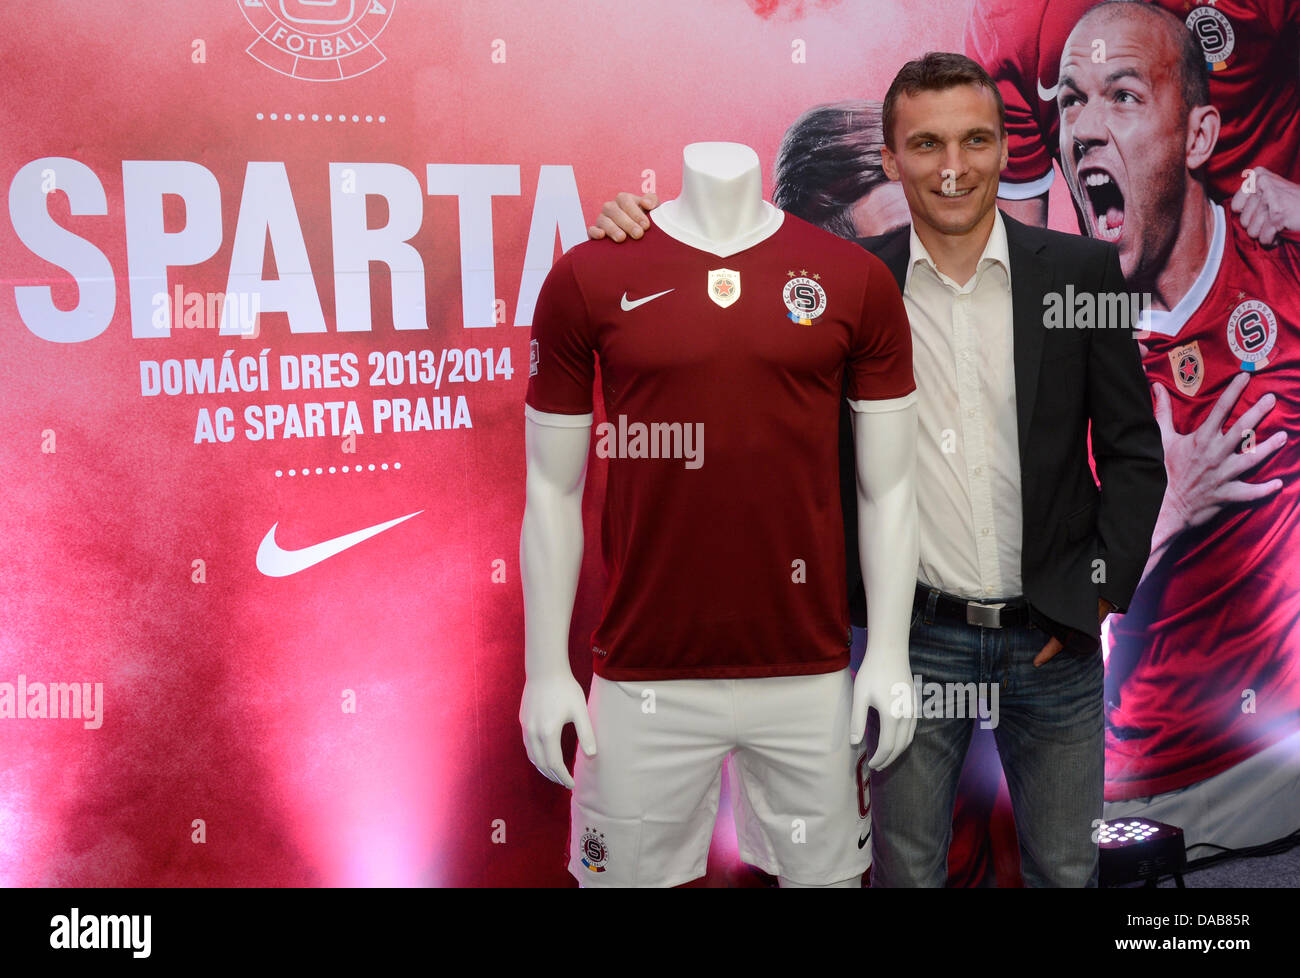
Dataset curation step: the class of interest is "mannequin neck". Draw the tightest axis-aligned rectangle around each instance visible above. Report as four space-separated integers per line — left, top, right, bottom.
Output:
652 142 783 257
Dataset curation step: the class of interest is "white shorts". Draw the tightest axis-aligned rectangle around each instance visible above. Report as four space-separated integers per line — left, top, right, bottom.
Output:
569 668 871 887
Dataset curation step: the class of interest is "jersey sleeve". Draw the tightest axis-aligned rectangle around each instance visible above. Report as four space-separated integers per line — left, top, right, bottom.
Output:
524 252 597 417
846 255 916 402
965 0 1055 195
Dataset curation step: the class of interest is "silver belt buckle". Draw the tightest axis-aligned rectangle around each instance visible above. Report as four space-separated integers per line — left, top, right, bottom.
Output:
966 601 1006 628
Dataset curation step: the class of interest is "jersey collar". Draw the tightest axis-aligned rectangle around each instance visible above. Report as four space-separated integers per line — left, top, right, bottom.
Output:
1136 202 1225 339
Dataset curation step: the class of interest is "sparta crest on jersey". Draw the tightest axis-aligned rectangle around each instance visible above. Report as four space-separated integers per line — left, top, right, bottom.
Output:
1226 298 1278 371
784 273 829 325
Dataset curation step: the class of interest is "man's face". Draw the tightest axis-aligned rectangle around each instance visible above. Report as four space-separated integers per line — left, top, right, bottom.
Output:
881 83 1007 239
1057 15 1190 280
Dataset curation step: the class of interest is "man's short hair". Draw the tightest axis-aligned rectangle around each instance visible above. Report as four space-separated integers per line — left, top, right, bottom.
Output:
1079 1 1210 116
881 51 1006 151
774 100 890 239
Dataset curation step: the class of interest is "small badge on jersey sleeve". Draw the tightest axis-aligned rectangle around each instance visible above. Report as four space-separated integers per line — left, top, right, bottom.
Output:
529 339 540 377
1168 340 1203 396
783 271 827 325
708 268 741 308
1226 299 1277 371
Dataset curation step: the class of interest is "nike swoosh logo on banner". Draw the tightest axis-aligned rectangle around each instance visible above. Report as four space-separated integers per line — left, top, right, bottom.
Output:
1037 78 1059 102
256 511 423 577
620 289 674 311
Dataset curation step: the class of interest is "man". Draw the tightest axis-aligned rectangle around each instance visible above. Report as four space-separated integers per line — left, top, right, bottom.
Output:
774 101 1012 886
591 51 1167 886
966 0 1300 239
1053 2 1300 847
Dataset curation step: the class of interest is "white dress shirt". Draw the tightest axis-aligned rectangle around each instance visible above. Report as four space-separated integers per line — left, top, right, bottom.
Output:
904 209 1023 600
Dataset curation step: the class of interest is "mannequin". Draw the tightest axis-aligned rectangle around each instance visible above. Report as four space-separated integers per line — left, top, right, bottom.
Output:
520 142 919 888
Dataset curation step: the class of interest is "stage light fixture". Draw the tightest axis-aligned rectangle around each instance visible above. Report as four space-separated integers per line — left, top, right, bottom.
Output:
1098 818 1187 887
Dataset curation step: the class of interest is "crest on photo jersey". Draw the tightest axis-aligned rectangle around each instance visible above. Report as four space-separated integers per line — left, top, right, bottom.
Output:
1168 340 1203 396
708 269 741 308
1185 7 1235 71
1226 299 1277 371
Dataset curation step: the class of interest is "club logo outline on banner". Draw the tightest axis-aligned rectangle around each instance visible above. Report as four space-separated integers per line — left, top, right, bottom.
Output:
238 0 395 82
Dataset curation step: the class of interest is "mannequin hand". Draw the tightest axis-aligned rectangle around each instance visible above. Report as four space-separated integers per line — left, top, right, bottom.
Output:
851 657 917 771
588 191 660 241
519 674 597 789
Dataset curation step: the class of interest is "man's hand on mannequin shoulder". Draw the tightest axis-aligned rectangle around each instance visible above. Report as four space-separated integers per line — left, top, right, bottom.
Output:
588 192 660 241
1032 598 1115 667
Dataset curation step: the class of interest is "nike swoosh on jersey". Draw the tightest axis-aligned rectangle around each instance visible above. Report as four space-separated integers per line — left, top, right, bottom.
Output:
256 510 423 577
620 289 674 311
1037 79 1059 102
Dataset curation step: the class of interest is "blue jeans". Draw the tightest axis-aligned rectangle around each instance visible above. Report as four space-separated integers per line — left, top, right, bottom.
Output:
868 597 1104 887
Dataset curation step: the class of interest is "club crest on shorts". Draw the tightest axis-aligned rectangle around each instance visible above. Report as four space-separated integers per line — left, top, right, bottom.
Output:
1226 299 1277 371
784 272 827 325
708 269 741 308
1168 340 1203 396
579 826 609 872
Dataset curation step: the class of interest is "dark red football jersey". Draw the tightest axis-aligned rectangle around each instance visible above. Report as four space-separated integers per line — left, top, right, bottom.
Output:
1104 205 1300 799
966 0 1300 202
525 212 915 681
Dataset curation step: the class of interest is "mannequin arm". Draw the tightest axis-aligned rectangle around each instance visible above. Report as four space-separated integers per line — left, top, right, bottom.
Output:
847 394 920 770
520 411 598 788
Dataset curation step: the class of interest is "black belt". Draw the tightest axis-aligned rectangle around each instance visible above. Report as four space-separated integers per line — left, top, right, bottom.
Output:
914 582 1032 629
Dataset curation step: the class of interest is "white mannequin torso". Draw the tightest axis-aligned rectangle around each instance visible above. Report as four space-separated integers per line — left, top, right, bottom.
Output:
650 142 784 257
519 143 920 890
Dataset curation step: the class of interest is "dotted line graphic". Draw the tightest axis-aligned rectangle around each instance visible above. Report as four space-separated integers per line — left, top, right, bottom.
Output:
276 462 402 477
256 113 386 122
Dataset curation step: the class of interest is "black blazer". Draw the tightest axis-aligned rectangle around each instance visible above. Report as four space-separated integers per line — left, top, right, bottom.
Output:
842 210 1166 653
